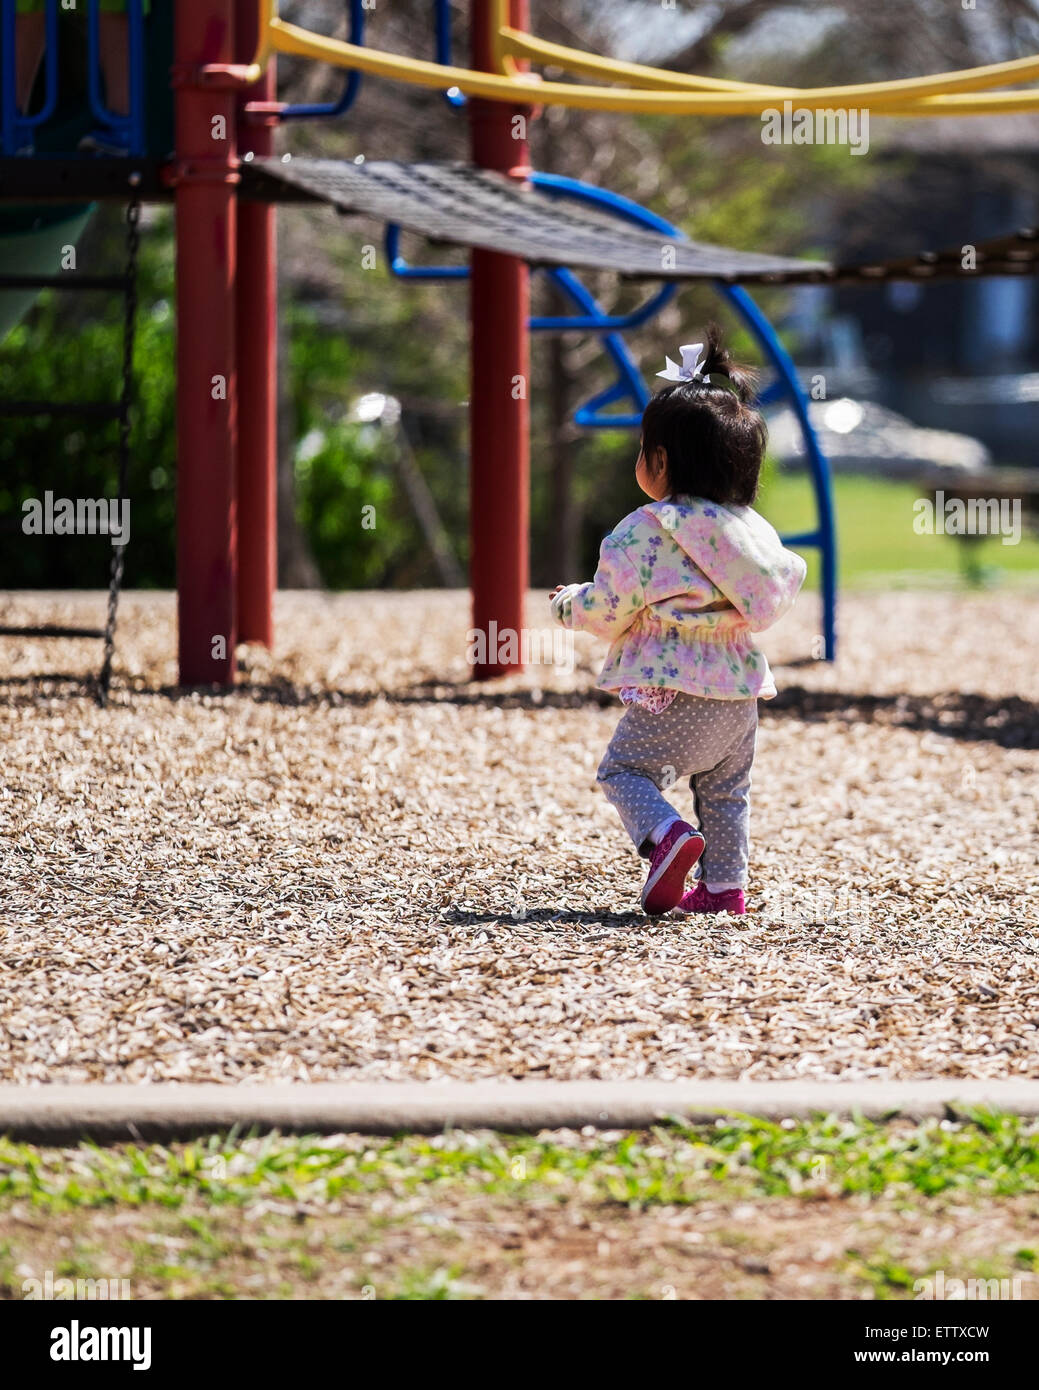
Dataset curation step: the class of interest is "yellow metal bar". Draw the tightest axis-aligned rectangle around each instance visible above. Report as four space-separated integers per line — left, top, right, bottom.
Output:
882 88 1039 114
269 19 1039 115
499 26 793 95
237 0 273 82
489 0 510 75
499 26 1039 105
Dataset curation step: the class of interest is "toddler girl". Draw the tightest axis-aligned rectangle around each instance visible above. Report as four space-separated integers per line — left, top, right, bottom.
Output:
550 327 807 916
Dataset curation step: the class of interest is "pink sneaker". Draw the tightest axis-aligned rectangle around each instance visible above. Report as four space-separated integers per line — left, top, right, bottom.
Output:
641 821 706 915
678 882 746 916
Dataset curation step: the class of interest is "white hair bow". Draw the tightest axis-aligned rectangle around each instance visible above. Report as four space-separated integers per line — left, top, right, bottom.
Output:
656 342 705 382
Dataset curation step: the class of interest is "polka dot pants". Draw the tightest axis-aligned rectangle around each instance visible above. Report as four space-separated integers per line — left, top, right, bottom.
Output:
596 693 758 886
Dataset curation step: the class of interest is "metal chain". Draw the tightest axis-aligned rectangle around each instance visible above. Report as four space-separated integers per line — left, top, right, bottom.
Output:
97 198 139 706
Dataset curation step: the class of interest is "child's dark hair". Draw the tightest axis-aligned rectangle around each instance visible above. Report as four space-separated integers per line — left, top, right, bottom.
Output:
641 323 766 507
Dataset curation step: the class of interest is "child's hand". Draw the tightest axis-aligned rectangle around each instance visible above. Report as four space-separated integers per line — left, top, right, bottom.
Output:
549 584 575 626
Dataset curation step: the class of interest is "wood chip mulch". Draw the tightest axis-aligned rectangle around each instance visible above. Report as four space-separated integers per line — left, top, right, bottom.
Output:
1 588 1036 1085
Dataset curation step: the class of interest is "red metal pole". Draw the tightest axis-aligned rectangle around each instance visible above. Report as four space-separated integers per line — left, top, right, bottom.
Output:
234 1 277 648
469 0 531 678
174 0 239 686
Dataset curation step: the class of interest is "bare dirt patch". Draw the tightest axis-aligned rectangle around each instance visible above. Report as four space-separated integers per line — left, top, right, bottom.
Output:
3 1188 1037 1301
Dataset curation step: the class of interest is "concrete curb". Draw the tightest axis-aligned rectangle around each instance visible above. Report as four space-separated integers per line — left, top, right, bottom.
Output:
2 1080 1038 1143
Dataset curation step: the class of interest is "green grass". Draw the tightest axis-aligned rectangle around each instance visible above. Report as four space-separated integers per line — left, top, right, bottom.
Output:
1 1111 1037 1213
757 469 1039 590
3 1115 1037 1299
844 1254 919 1300
384 1265 474 1300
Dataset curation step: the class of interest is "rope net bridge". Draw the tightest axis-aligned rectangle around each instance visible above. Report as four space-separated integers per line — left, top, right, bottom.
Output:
244 158 826 282
241 158 1039 286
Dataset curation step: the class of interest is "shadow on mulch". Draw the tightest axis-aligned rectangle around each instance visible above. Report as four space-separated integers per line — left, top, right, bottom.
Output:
2 674 1037 748
765 686 1039 750
441 908 651 929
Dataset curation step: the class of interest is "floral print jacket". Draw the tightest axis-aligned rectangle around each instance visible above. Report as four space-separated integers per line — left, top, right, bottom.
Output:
551 497 807 700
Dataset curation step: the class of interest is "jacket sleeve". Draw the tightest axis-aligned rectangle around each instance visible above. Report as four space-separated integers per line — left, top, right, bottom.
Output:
688 512 807 633
551 536 646 640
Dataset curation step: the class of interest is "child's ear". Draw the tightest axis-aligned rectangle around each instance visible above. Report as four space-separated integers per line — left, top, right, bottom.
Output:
654 446 668 475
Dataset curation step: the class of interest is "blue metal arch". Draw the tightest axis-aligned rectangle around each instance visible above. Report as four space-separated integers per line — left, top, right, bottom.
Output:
718 282 837 661
541 265 650 428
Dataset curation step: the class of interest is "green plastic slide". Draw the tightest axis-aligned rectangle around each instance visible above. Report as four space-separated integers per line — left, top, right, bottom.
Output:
0 202 94 340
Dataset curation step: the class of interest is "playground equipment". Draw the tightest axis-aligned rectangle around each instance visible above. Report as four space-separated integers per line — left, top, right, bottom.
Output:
2 1 1038 689
379 165 837 658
